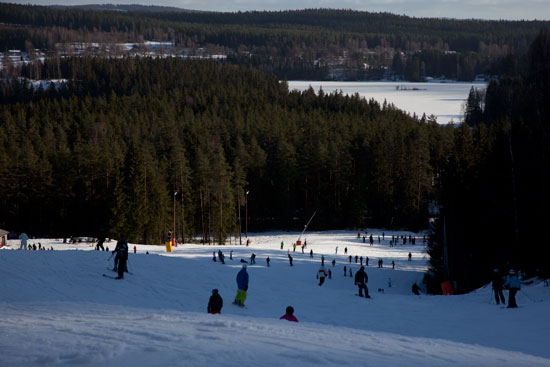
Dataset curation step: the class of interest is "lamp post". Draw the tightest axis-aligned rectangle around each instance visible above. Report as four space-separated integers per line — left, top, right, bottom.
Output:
245 190 249 238
173 191 178 246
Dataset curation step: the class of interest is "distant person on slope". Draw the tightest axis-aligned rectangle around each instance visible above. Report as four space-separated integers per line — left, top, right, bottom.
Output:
412 282 421 295
208 289 223 314
355 266 370 298
492 268 505 305
233 264 249 307
96 236 105 251
18 232 29 250
503 270 521 308
112 234 128 279
317 264 328 286
280 306 299 322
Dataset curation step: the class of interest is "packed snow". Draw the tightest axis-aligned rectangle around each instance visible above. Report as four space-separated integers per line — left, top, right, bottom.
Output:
1 230 549 367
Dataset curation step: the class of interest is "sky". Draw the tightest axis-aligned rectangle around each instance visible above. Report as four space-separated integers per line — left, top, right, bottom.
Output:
1 230 549 366
8 0 550 21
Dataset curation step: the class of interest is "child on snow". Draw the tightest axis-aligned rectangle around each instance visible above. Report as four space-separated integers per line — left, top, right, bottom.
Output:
208 289 223 314
280 306 299 322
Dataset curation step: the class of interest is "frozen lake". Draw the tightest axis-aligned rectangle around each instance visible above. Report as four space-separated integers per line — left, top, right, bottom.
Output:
287 81 487 124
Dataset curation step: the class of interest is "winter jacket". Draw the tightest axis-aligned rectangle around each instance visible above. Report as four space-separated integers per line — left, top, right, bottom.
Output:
280 314 299 322
114 238 128 259
208 292 223 313
19 232 28 245
355 268 368 285
317 266 327 278
503 275 521 290
492 273 504 289
236 268 249 291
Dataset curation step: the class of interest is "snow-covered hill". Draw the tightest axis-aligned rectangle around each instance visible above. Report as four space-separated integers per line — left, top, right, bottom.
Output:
1 230 549 366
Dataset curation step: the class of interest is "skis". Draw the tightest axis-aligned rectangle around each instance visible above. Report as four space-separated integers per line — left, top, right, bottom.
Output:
102 274 122 279
106 267 133 275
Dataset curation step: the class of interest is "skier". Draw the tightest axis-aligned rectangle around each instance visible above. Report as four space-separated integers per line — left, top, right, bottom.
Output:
266 256 270 267
360 256 363 265
408 252 412 261
335 246 338 254
344 265 347 276
503 270 521 308
18 232 29 250
354 266 370 298
392 261 395 269
280 241 284 250
344 247 348 255
310 249 313 258
212 251 217 262
349 255 352 263
321 254 325 266
96 236 105 251
412 283 421 295
492 268 506 305
250 253 256 264
208 289 223 314
112 234 128 279
366 257 369 266
317 264 327 286
230 250 233 260
233 264 249 307
133 245 136 254
332 259 336 267
218 250 225 264
280 306 299 322
288 254 293 266
293 243 296 252
328 268 332 279
349 268 353 277
355 255 358 263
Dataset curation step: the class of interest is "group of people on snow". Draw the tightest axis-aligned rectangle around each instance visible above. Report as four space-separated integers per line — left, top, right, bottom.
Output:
492 268 521 308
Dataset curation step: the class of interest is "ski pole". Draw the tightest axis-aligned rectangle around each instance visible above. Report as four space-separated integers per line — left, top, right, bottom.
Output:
107 252 114 261
519 289 539 303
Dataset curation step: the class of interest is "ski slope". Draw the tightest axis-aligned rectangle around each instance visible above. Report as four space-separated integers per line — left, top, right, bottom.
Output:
1 230 549 367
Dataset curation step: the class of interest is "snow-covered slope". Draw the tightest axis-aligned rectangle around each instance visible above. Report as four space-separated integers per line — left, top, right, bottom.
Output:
1 230 549 366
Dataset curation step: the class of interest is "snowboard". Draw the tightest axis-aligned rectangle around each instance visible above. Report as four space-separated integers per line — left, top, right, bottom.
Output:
355 294 373 298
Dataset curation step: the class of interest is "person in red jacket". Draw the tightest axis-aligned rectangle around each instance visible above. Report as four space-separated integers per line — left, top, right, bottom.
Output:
280 306 298 322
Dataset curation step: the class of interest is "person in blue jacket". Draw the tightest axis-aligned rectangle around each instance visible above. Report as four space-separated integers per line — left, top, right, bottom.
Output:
233 264 249 307
503 270 521 308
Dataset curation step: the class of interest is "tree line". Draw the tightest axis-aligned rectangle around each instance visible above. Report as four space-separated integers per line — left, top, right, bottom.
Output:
426 30 550 293
0 4 548 80
0 56 446 245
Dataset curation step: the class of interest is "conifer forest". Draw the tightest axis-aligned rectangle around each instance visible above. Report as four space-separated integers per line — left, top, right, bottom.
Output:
0 4 549 292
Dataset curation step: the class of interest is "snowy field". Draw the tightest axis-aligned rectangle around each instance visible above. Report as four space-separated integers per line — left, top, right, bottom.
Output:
287 81 487 124
1 229 549 367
